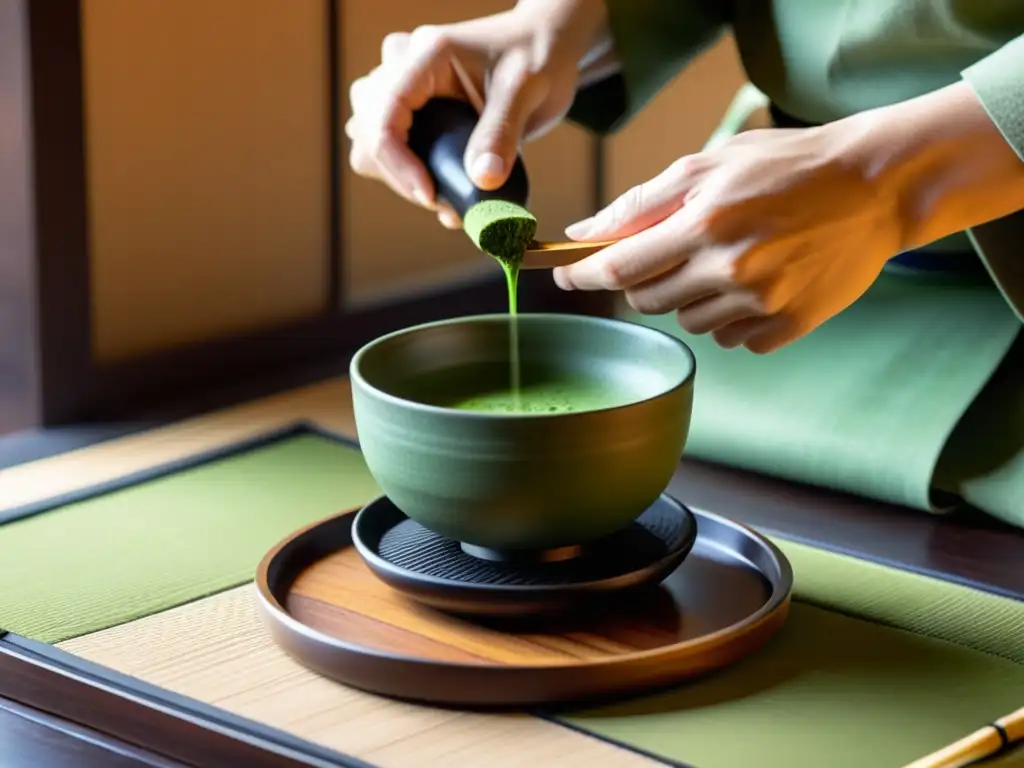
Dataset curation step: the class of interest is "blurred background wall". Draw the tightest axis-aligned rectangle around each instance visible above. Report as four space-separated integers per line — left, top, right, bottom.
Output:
79 0 747 362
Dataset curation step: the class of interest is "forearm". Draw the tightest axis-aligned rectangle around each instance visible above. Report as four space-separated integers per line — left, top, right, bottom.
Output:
842 81 1024 251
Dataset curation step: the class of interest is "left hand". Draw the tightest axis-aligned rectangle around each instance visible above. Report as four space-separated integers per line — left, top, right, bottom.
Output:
552 122 907 353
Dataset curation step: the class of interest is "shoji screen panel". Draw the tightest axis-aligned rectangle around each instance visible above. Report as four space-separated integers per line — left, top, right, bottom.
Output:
82 0 331 362
339 0 596 307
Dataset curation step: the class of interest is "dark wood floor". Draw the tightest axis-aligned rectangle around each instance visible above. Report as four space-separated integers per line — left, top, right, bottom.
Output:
0 696 184 767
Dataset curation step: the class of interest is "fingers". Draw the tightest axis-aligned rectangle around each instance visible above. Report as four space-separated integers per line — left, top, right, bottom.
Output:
346 26 464 208
715 315 798 354
437 203 462 229
381 30 410 63
348 20 542 209
348 71 434 207
673 292 764 335
564 155 704 241
464 48 541 189
369 27 459 203
707 287 820 353
347 107 426 208
553 199 715 292
735 281 838 353
621 248 741 314
710 317 765 349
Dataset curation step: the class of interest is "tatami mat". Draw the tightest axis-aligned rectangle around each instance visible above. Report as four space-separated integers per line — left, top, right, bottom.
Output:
0 430 379 642
58 585 657 768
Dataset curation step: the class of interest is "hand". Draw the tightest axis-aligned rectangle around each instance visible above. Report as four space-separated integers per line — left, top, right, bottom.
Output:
554 80 1024 354
346 1 610 229
552 122 907 353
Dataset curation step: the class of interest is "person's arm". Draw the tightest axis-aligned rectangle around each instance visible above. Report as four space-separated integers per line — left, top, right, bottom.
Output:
844 34 1024 251
548 33 1024 353
565 0 728 134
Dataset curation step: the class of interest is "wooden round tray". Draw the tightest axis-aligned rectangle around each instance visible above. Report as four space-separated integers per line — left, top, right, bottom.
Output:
254 500 793 708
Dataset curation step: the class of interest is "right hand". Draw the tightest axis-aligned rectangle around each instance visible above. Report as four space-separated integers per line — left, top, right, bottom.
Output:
346 2 608 229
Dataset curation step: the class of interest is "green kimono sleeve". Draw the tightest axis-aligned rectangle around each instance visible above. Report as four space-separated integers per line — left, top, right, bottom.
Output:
962 33 1024 162
961 34 1024 322
566 0 728 135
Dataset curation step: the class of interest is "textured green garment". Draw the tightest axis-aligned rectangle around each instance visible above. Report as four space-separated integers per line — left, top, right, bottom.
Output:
565 1 1024 525
567 0 1024 316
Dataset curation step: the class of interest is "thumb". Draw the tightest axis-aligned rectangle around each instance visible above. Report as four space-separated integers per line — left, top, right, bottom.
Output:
565 156 698 241
464 51 540 190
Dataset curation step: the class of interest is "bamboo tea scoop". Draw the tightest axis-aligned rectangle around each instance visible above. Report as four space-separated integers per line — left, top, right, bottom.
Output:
901 705 1024 768
408 96 611 269
521 239 616 269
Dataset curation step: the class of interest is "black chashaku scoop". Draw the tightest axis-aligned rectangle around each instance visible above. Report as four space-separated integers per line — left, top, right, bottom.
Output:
406 97 615 268
407 97 530 218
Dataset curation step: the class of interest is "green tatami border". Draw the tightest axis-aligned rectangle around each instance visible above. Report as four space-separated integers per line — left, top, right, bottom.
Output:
0 423 382 643
0 421 330 527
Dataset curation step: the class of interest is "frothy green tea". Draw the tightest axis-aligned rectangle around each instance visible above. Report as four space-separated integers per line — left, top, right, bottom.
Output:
450 378 626 414
398 361 631 416
463 200 537 410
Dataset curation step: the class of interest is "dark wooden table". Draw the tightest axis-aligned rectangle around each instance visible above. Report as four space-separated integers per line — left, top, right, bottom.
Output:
0 696 184 767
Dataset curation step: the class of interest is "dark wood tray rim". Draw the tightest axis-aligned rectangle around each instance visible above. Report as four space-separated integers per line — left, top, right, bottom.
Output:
254 501 794 708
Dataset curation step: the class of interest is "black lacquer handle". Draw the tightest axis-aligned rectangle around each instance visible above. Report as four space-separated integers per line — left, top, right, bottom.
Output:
407 97 530 219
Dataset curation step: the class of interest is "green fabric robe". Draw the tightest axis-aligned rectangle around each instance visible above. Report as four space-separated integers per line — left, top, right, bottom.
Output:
566 1 1024 527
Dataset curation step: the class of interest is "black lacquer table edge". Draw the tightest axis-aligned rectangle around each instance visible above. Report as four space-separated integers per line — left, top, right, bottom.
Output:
0 630 375 768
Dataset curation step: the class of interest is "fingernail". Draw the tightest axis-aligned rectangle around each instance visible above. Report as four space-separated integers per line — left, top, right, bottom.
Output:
470 152 505 185
565 216 596 240
413 189 432 208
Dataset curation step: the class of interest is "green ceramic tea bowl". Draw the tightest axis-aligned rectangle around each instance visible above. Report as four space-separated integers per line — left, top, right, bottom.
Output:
350 313 696 553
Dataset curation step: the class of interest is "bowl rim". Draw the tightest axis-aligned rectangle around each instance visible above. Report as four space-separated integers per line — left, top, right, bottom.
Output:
349 312 697 420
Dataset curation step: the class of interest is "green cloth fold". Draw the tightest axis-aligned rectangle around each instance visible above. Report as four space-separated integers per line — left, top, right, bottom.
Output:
621 271 1023 526
963 33 1024 162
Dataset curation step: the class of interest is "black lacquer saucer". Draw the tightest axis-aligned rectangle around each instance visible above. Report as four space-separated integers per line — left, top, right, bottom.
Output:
350 494 698 618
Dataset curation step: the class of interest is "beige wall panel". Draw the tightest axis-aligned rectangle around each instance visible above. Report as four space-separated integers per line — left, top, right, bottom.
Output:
605 35 748 199
84 0 330 362
340 1 595 307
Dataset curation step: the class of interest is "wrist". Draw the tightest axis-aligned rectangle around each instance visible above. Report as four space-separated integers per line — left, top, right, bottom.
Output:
837 82 1024 250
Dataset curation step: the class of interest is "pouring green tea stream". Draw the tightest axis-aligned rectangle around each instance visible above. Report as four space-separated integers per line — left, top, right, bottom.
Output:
407 97 537 409
407 97 619 413
463 199 537 407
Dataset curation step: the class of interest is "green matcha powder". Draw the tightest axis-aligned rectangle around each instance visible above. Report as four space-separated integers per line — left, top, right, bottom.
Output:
463 200 538 409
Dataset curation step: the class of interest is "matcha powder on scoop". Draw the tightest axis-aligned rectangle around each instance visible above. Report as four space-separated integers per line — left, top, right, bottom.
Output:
463 200 538 269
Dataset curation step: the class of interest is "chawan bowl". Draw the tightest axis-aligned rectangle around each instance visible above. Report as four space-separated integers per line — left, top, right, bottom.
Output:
350 313 696 553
